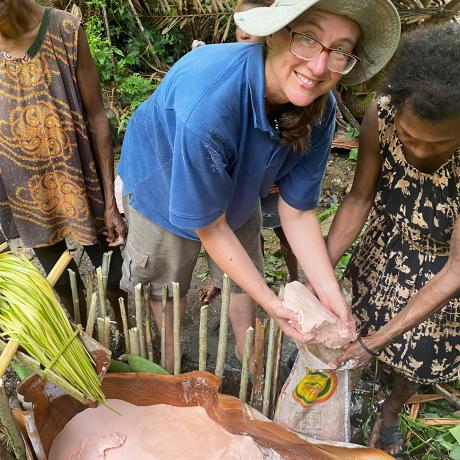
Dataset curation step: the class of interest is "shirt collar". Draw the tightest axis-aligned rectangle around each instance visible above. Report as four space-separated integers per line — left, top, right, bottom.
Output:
246 44 277 135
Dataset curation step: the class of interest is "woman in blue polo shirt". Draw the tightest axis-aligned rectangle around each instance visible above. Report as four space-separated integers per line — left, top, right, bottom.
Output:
118 0 400 373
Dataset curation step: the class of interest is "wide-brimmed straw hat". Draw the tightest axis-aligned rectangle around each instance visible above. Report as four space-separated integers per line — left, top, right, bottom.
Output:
234 0 401 85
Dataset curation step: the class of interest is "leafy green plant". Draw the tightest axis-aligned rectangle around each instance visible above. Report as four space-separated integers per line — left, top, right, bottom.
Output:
400 399 460 459
348 147 358 162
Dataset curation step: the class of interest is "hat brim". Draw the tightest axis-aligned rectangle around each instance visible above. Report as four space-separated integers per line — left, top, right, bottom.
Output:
234 0 401 86
234 0 320 37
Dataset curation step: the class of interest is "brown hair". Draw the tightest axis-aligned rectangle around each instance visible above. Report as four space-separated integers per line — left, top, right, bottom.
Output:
277 96 329 153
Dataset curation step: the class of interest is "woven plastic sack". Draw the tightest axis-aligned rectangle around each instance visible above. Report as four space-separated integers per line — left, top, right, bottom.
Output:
274 344 361 443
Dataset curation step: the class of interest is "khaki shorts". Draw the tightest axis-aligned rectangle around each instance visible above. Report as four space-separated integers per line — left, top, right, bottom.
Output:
120 199 263 300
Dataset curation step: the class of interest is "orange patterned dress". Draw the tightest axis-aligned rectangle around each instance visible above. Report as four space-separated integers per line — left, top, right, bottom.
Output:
0 8 105 247
345 96 460 384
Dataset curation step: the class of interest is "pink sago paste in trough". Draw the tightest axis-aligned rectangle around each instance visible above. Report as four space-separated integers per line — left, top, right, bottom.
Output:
49 399 264 459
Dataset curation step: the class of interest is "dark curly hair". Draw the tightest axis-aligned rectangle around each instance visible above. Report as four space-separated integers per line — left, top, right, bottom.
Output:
384 22 460 121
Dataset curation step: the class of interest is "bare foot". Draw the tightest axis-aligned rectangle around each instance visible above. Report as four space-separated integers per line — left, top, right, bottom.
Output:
198 280 221 304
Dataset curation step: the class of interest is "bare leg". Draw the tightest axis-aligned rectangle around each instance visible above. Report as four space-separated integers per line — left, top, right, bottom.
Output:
273 226 298 282
379 373 419 457
229 293 256 365
150 296 186 374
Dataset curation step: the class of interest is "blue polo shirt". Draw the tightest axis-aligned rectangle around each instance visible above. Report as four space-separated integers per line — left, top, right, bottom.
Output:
118 43 336 240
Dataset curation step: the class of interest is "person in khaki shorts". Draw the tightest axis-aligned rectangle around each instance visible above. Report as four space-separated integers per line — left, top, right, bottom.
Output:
118 0 400 373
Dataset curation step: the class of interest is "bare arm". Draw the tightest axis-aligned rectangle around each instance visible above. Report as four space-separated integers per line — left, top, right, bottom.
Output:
326 102 383 266
76 26 126 246
278 198 354 330
331 218 460 369
196 213 310 342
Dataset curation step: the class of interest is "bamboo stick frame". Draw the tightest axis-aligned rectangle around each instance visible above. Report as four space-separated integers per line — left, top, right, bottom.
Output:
239 326 254 403
85 292 98 338
160 284 167 369
129 327 141 356
118 297 131 354
215 274 230 382
96 267 107 318
198 305 209 371
172 282 181 375
262 318 277 417
68 269 81 324
134 283 146 358
143 285 154 361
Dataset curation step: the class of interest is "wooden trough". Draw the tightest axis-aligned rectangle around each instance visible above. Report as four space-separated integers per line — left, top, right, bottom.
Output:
14 371 393 460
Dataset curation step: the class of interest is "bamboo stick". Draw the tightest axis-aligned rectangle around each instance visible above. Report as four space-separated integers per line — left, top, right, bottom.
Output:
101 252 109 292
85 269 95 319
407 391 460 405
85 292 98 338
103 317 111 350
160 284 167 369
68 269 81 324
250 318 268 411
118 297 130 354
239 326 254 403
407 403 421 441
129 327 140 356
96 267 107 318
421 418 460 426
143 285 153 361
262 317 277 417
0 242 9 253
433 383 460 410
172 282 181 375
199 305 209 371
97 318 105 347
215 274 230 382
269 286 285 418
47 250 73 287
0 379 26 460
134 284 146 358
0 340 20 378
269 326 283 418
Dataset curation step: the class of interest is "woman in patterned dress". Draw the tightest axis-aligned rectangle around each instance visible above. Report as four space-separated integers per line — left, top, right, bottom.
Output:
327 24 460 458
0 1 126 325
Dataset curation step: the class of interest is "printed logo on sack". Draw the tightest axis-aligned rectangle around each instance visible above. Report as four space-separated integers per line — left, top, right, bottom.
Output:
292 367 337 408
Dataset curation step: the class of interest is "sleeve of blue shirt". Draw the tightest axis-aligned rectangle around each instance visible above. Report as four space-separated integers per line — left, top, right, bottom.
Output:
168 122 237 230
278 94 336 211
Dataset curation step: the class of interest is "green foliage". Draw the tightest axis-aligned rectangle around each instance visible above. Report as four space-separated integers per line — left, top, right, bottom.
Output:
348 147 358 162
400 399 460 459
11 364 34 381
108 356 169 375
82 0 185 139
264 250 288 288
345 124 360 139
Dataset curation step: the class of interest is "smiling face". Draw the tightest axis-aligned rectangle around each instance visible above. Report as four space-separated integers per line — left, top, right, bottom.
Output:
395 104 460 170
264 9 360 107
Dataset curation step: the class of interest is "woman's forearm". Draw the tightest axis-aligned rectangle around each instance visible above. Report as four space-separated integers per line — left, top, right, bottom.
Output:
279 203 352 324
367 263 460 350
326 193 373 267
196 215 278 311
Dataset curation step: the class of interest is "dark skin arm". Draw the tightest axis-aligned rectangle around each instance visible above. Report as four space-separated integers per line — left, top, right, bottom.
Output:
76 26 126 246
326 101 383 267
331 217 460 369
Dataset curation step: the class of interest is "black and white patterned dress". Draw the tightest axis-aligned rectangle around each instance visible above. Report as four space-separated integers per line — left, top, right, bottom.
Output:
345 96 460 384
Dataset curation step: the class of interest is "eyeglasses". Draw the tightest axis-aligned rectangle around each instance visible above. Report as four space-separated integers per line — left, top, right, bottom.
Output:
285 26 360 75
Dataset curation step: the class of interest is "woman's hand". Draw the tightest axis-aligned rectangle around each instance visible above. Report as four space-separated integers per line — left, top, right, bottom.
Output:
328 338 373 370
104 201 127 246
266 297 316 343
